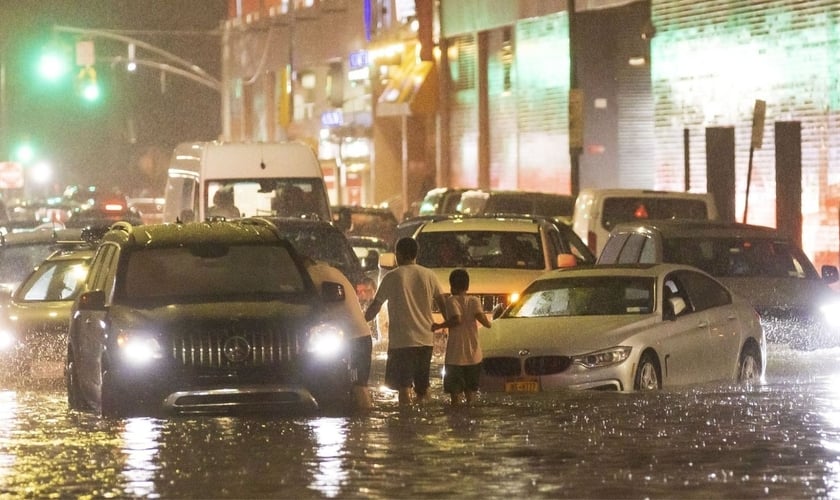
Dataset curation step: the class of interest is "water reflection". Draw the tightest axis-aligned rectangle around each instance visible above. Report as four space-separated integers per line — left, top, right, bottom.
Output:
307 418 349 498
0 390 18 486
120 418 162 498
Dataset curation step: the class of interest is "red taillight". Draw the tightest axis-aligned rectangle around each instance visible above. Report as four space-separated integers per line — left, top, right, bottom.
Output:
103 203 125 212
587 231 597 253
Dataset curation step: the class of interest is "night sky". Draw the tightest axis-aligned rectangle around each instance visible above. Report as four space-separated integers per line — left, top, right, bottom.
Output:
0 0 227 195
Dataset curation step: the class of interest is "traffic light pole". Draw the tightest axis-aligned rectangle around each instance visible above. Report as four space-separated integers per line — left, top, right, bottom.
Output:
52 25 221 92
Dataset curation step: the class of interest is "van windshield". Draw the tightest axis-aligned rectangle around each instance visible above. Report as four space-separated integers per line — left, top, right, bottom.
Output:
206 179 330 220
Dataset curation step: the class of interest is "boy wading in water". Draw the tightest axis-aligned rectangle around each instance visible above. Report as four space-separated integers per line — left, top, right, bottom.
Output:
432 269 492 406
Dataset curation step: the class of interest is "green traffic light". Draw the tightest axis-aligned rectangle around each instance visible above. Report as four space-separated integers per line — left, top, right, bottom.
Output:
38 50 71 82
13 143 34 163
81 81 100 101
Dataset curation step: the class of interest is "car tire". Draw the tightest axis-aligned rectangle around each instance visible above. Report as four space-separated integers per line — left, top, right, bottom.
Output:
634 351 661 391
65 350 89 411
100 368 127 418
738 343 761 383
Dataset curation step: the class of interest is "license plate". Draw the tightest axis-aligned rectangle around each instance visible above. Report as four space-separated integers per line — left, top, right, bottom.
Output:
505 380 539 393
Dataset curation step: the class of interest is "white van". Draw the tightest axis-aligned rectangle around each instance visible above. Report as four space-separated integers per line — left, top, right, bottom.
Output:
163 141 331 223
572 188 719 257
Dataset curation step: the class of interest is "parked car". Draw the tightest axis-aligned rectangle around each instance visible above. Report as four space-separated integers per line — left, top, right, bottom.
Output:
0 244 94 383
457 189 577 224
65 219 362 417
392 215 595 317
348 235 390 280
332 205 398 248
596 219 840 349
0 227 86 293
417 187 473 217
257 217 365 290
572 188 720 256
126 197 166 225
479 263 765 393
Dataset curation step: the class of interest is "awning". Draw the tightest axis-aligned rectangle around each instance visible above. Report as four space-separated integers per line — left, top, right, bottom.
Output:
376 59 438 117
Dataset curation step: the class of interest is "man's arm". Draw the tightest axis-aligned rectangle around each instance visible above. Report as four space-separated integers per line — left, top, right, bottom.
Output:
364 298 384 323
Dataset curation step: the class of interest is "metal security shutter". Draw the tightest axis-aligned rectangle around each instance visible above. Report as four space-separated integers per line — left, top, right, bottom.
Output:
449 35 480 187
514 13 571 193
652 0 839 267
487 27 519 188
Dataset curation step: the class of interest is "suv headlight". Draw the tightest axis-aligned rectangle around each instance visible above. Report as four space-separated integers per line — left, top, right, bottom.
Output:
820 298 840 329
116 330 163 364
0 328 16 351
572 346 632 369
307 323 345 359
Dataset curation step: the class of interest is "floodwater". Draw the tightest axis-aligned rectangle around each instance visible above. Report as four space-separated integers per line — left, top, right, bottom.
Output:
1 345 840 499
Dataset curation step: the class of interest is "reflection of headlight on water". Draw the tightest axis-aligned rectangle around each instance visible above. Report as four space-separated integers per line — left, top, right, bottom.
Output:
820 300 840 328
0 329 16 351
117 330 163 364
307 324 345 359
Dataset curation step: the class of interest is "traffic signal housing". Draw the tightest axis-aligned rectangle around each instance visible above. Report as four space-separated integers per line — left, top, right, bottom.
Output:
76 66 100 102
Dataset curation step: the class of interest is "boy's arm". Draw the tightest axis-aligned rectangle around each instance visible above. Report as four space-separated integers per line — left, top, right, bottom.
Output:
476 311 492 328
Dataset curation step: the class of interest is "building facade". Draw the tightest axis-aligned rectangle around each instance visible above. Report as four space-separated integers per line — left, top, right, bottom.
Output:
221 0 839 270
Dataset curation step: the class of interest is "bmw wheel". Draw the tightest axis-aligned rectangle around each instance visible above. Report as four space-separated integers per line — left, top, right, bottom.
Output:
634 352 661 391
738 344 761 383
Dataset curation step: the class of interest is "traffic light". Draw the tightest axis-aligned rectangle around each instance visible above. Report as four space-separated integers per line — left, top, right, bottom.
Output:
76 66 100 102
37 44 72 83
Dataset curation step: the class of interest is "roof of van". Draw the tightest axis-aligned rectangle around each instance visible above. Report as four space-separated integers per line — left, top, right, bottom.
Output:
577 188 714 199
610 219 783 239
171 141 320 177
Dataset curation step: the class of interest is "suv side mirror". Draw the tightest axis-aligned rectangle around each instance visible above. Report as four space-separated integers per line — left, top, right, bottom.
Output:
556 253 577 268
379 252 397 270
77 290 106 311
321 281 346 303
822 265 839 285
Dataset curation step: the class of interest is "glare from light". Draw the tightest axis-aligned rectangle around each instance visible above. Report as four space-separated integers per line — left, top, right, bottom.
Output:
307 324 345 359
0 330 15 350
30 161 52 184
117 331 163 364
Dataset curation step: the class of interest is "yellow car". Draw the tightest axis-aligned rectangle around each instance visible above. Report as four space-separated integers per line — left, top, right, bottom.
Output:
0 246 94 383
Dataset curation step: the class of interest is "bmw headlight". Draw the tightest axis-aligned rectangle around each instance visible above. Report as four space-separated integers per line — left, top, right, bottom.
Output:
307 323 345 359
573 346 632 369
116 330 163 364
820 298 840 329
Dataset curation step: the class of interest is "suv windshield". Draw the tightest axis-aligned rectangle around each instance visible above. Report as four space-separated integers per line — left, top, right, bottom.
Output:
662 237 819 279
416 231 544 269
118 244 306 301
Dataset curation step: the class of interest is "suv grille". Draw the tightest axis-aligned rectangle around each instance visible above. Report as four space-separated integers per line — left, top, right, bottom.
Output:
170 327 299 369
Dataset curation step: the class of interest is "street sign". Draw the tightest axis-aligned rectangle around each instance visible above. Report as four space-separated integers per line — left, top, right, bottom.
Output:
76 40 95 67
0 162 24 189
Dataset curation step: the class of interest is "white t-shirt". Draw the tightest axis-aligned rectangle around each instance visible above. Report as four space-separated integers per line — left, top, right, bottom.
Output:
375 263 444 349
443 294 484 365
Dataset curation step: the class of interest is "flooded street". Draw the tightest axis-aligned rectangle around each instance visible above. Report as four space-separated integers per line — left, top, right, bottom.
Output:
2 345 840 498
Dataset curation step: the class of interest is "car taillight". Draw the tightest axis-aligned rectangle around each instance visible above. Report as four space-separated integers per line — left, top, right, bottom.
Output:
587 231 597 253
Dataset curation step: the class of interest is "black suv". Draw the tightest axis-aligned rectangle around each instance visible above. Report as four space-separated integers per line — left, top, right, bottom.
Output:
65 219 356 416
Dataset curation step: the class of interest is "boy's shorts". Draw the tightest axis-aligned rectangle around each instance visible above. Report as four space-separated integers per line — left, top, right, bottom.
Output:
443 363 482 394
384 346 434 396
